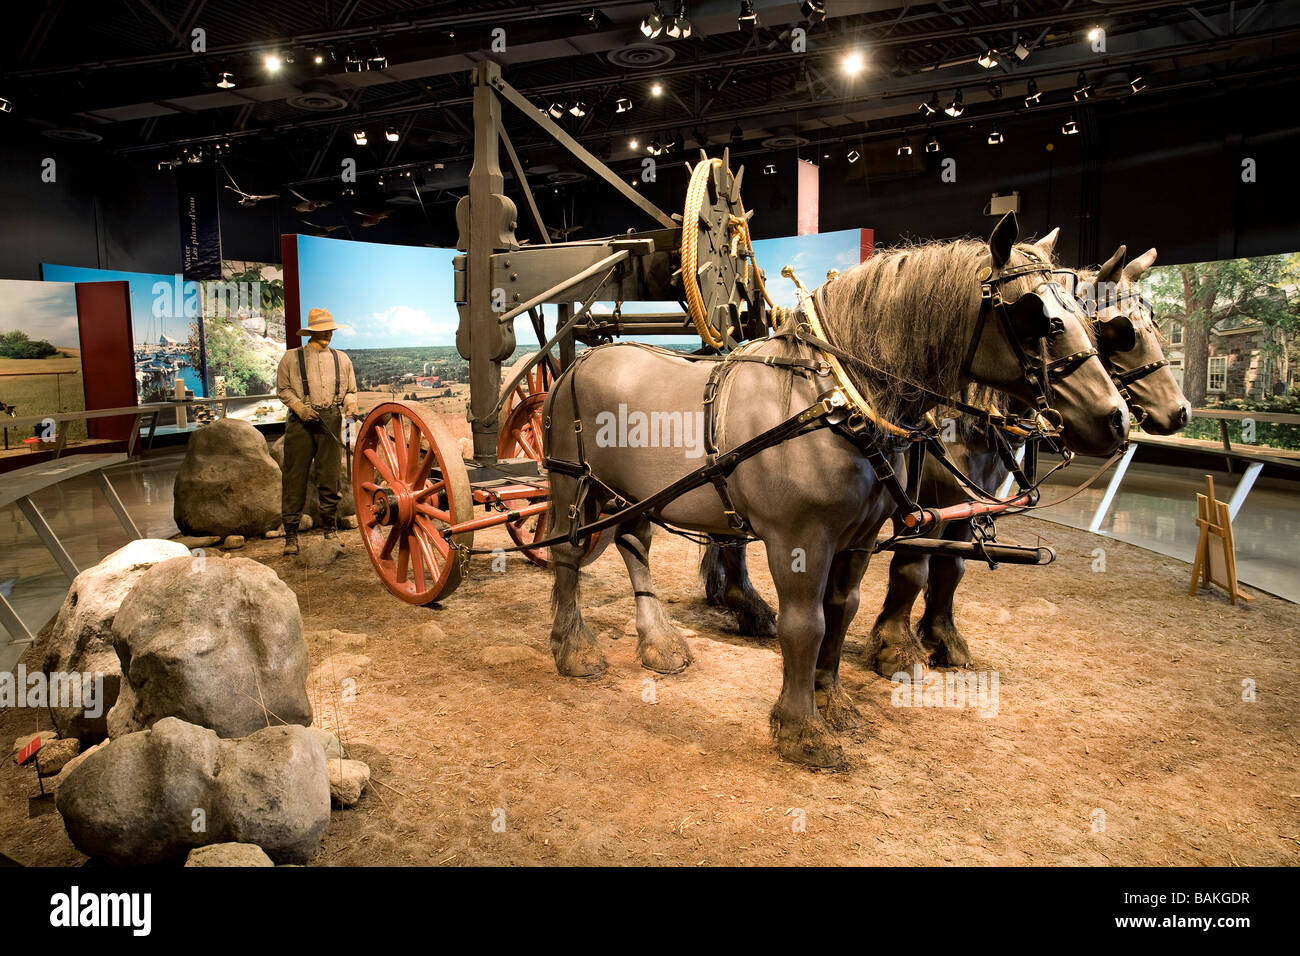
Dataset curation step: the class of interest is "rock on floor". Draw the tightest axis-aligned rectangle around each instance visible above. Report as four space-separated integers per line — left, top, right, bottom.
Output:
107 556 312 739
38 538 192 742
184 843 274 867
36 738 81 776
327 758 371 808
56 717 329 865
173 418 282 538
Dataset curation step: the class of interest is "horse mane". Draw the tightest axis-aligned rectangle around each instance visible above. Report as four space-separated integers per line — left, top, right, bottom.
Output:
821 239 1056 426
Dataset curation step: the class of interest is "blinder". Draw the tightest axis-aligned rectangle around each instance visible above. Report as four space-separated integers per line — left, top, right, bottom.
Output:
1096 313 1138 353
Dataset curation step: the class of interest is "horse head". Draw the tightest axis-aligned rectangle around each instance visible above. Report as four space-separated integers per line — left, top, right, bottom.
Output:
1078 247 1191 435
963 213 1129 456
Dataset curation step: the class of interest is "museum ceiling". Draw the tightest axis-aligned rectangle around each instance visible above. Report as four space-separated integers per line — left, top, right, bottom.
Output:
3 0 1299 201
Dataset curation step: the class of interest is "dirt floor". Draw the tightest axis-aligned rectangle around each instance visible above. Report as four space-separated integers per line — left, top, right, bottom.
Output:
3 515 1298 866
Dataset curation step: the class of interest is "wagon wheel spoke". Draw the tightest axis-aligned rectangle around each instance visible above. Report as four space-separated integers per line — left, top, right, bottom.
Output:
390 419 410 477
415 516 452 561
395 535 410 582
415 501 453 524
414 478 446 502
380 524 400 561
375 427 401 483
406 428 427 483
364 447 398 488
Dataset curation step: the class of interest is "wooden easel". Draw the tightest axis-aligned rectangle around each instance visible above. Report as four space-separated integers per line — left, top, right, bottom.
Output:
1190 475 1253 605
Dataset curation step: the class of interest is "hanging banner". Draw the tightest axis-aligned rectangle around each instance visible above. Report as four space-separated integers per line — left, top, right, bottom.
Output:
177 164 222 281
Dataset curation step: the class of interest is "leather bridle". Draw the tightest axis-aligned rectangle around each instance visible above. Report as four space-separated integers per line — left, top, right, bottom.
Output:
1059 270 1170 427
961 257 1100 428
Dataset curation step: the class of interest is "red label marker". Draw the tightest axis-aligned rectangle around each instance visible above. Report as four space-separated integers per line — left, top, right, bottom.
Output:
16 737 43 766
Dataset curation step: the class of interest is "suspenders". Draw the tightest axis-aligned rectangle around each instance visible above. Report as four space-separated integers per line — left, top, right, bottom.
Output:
296 347 343 409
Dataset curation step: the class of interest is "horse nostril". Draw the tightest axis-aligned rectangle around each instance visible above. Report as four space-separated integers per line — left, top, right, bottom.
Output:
1110 408 1126 437
1176 405 1189 427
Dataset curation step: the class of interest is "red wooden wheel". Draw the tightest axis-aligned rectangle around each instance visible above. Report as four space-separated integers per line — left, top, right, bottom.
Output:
499 351 557 427
353 402 474 605
496 393 609 570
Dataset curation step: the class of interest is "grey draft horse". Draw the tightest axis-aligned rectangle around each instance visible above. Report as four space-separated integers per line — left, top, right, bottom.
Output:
542 214 1129 768
702 238 1191 651
865 241 1191 674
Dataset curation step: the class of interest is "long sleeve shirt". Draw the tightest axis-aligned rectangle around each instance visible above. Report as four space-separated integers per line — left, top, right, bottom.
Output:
276 346 358 418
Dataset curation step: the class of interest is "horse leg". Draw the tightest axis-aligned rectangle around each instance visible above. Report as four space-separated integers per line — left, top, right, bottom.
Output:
764 535 845 769
816 551 870 731
699 540 778 637
547 474 607 678
617 518 693 674
918 522 973 668
866 548 931 678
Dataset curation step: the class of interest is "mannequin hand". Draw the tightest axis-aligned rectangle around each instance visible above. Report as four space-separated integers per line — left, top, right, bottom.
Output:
299 406 320 422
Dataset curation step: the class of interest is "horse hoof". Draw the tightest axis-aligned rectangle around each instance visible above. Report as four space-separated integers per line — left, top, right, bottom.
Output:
921 622 972 668
552 638 608 678
873 634 930 679
815 685 862 731
639 633 694 674
771 713 848 770
736 604 778 638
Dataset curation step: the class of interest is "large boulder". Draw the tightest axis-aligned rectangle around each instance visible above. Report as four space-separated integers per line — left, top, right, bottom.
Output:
269 436 355 523
56 717 329 865
173 418 281 537
107 556 312 739
39 539 192 742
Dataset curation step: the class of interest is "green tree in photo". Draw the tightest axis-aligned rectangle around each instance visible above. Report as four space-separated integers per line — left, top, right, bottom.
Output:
1147 255 1296 406
0 329 59 359
203 316 272 394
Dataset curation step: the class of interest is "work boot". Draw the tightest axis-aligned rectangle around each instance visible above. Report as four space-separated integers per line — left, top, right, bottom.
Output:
283 520 301 556
322 516 339 542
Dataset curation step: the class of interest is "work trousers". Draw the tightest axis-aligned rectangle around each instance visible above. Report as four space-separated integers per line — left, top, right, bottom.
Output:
282 405 343 527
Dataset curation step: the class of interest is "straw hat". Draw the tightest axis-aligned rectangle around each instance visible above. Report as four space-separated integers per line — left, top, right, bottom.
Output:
299 308 340 334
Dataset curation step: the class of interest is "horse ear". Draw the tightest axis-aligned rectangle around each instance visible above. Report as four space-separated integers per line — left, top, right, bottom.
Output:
989 212 1018 269
1036 227 1060 259
1096 244 1127 283
1123 247 1158 282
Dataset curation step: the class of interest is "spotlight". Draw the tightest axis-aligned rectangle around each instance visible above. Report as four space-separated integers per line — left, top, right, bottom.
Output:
847 149 861 164
264 54 282 72
1074 72 1093 101
615 97 633 113
665 2 692 38
897 137 913 157
843 52 865 76
763 163 776 175
738 1 758 29
377 175 385 187
924 135 940 153
385 128 399 143
651 82 663 97
978 48 999 69
648 138 663 155
314 53 325 65
641 3 665 38
569 101 587 118
944 90 964 117
0 97 10 113
186 148 203 164
918 93 938 116
216 71 236 89
801 1 827 25
987 130 1005 145
1087 27 1103 42
582 8 600 30
628 138 639 149
1130 73 1148 94
548 101 566 119
1024 79 1041 107
988 81 1003 99
630 178 638 187
353 130 368 146
1062 118 1079 135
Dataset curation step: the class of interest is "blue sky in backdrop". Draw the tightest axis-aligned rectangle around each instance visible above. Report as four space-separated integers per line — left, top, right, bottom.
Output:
296 228 864 350
0 279 80 348
41 264 189 346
